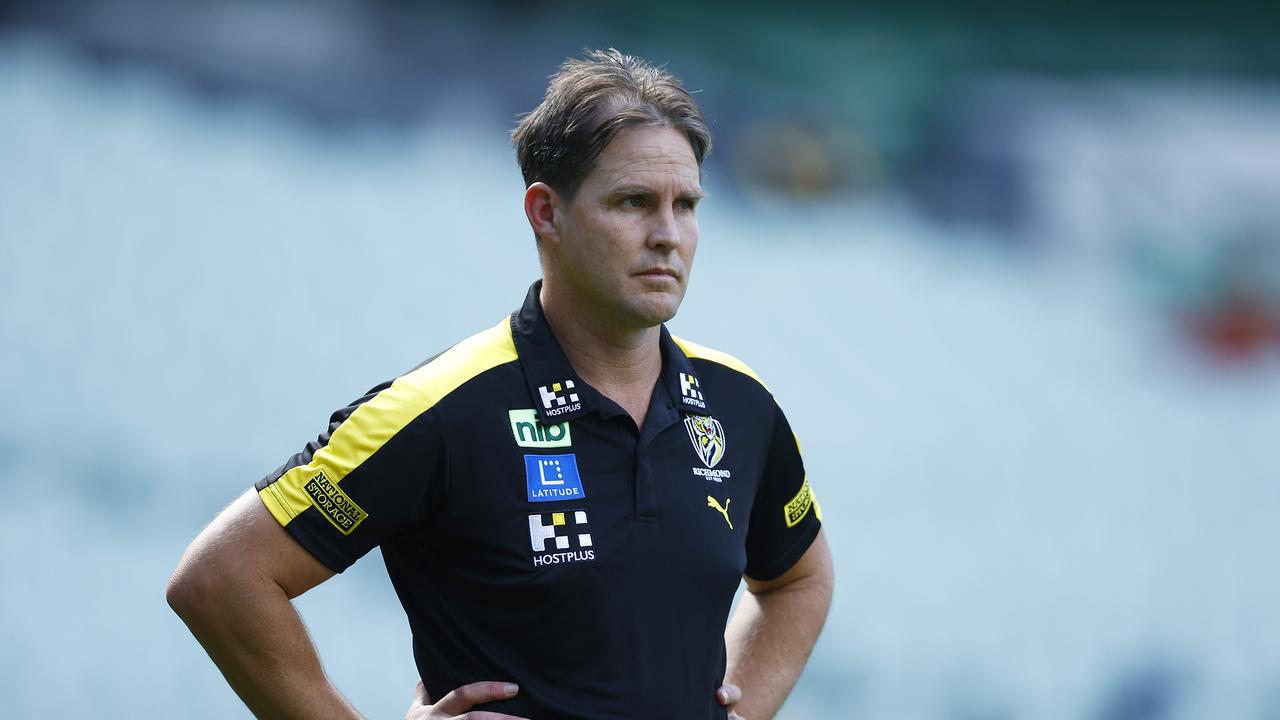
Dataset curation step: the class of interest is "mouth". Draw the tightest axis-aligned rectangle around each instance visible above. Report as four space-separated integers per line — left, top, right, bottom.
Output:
635 267 680 281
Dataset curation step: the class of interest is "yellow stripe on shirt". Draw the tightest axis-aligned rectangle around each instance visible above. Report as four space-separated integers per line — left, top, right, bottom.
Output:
258 318 518 527
672 336 821 522
671 335 769 391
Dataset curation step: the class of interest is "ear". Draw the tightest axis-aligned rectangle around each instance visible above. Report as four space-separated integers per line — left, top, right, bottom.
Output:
523 182 561 244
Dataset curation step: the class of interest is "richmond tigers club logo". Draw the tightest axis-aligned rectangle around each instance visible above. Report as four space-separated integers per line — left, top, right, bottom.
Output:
684 414 726 469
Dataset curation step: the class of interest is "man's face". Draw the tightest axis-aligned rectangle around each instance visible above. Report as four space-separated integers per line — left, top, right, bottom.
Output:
553 124 704 330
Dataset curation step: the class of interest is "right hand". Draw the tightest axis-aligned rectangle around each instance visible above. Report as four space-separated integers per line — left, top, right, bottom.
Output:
717 683 747 720
404 679 529 719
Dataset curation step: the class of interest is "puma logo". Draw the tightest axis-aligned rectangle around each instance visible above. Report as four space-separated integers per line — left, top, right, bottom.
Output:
706 496 732 529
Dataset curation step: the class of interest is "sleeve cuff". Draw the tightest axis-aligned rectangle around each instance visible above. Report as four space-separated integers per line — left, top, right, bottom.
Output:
744 518 821 582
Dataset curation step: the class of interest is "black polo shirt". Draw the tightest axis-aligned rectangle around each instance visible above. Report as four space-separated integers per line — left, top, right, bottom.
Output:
255 281 822 719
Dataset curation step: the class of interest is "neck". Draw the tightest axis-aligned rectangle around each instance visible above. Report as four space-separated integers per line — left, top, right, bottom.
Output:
539 282 662 393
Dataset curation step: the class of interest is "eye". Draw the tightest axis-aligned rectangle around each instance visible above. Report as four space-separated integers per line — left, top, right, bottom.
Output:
675 196 703 213
624 195 645 208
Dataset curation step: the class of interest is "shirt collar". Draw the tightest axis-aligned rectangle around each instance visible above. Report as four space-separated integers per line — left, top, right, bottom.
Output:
508 280 713 423
657 323 714 417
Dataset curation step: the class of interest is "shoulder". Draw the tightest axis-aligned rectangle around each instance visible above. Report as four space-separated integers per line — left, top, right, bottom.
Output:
318 318 518 462
388 318 519 414
256 320 517 530
670 334 771 394
334 319 518 441
327 317 518 444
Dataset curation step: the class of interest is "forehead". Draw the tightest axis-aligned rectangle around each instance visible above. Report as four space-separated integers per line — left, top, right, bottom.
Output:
584 124 701 192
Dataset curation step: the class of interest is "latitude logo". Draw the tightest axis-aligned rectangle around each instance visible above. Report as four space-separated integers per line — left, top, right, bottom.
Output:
524 453 586 503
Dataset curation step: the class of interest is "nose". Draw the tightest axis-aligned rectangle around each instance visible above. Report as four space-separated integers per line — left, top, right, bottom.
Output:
647 204 680 250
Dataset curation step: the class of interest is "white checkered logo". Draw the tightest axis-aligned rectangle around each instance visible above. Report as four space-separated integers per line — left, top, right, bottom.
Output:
539 380 579 410
679 372 706 409
528 509 595 567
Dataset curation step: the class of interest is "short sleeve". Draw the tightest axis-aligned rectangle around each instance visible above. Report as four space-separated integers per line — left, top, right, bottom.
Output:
744 400 822 581
254 379 448 573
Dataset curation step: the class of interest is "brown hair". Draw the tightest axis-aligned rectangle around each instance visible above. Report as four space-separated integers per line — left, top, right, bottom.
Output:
512 48 712 200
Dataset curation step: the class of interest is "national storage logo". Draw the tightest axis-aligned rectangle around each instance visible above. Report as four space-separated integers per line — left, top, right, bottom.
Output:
509 409 572 448
303 470 367 535
783 478 816 528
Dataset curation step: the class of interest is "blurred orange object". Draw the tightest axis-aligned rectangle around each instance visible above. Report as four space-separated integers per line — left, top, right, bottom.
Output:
1188 291 1278 361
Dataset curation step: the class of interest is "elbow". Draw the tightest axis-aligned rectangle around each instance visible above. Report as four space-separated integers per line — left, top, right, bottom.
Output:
166 547 224 622
166 561 203 620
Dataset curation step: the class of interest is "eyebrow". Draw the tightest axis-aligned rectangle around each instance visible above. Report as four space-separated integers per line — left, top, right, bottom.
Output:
607 184 707 201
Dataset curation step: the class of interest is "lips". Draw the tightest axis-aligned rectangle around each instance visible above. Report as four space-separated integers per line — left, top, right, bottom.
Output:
636 267 679 279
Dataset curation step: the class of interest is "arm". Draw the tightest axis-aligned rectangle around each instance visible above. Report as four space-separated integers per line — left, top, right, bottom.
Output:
168 491 529 720
722 529 834 720
165 489 361 719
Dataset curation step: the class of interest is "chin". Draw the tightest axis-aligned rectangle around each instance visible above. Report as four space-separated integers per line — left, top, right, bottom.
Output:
627 293 682 327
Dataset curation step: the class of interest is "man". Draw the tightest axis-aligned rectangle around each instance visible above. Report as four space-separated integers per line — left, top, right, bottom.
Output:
167 48 833 720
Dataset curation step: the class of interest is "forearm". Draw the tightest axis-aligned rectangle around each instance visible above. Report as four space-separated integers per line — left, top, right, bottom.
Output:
170 569 361 720
723 571 833 719
167 491 357 720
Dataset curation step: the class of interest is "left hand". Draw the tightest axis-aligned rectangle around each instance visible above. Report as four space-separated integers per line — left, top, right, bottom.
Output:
717 683 746 720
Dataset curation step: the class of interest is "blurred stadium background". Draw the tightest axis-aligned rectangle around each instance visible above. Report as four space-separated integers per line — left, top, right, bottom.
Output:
2 1 1279 718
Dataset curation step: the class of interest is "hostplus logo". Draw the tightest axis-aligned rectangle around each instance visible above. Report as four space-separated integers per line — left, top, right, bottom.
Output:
679 372 706 410
539 380 581 417
528 509 595 567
